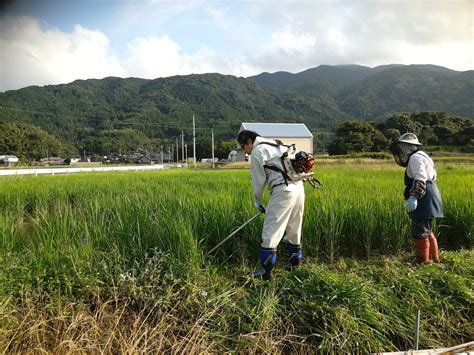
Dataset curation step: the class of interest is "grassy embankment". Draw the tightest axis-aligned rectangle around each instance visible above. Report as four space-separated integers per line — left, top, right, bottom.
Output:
1 163 472 352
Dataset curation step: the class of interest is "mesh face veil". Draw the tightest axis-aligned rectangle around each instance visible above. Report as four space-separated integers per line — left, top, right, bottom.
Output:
390 141 418 167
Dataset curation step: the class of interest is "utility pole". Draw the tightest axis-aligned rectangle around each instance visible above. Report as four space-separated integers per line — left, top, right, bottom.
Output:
211 128 215 169
185 143 188 162
175 137 178 162
193 115 196 164
171 145 174 163
181 131 184 162
160 145 163 164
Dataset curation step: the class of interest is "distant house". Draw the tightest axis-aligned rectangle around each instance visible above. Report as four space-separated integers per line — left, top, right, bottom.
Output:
68 158 81 164
228 150 237 162
130 150 154 164
40 157 65 166
135 156 152 164
237 122 313 162
0 155 19 167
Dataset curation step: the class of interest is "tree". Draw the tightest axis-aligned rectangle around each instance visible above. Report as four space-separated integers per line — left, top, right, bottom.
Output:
327 139 348 155
379 112 473 146
383 114 424 135
215 140 237 160
80 128 152 155
327 120 388 155
383 128 401 144
0 122 76 162
195 138 212 160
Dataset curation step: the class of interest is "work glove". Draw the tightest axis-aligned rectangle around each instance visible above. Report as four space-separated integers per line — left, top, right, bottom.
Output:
406 195 418 212
253 201 266 213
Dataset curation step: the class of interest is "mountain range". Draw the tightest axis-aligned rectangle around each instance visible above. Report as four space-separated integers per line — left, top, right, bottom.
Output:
0 64 472 155
249 64 473 119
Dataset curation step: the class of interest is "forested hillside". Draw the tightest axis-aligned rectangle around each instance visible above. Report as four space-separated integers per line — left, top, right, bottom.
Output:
249 64 376 97
0 74 349 158
335 66 474 119
250 64 474 119
0 64 472 159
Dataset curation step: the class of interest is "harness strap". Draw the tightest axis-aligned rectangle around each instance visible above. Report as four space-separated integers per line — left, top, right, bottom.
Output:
256 141 291 186
263 164 289 186
256 141 292 149
270 182 286 192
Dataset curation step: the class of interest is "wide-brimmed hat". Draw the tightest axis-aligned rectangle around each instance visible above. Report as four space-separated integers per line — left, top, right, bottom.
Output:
398 133 422 146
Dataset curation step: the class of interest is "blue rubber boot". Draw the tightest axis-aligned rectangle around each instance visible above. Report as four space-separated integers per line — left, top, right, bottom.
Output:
250 248 277 281
286 244 302 270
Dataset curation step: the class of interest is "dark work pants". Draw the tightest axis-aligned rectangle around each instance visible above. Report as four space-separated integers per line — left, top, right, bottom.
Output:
410 219 432 240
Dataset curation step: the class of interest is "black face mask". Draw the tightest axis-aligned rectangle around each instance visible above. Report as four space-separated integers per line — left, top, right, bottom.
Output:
389 141 408 167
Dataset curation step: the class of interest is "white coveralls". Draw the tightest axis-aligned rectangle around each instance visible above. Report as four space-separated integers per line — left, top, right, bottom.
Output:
251 136 305 249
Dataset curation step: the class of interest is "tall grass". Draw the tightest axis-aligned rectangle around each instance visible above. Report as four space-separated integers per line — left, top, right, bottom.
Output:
1 165 473 352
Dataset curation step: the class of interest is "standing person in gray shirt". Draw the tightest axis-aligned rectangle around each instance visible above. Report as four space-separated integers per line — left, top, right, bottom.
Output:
390 133 443 264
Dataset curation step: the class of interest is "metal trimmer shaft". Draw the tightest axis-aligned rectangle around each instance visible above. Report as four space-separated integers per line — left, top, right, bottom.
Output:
206 212 261 256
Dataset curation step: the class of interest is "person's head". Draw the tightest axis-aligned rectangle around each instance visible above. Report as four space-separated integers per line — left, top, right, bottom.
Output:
389 133 422 167
237 130 260 154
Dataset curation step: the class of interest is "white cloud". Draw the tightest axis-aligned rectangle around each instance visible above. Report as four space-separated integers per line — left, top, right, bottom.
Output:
271 29 316 56
0 16 127 91
243 0 474 73
1 1 472 91
125 36 185 78
124 34 258 78
0 14 258 91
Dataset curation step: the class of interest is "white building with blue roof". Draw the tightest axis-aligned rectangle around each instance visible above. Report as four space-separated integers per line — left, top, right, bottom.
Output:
0 155 19 167
237 122 313 162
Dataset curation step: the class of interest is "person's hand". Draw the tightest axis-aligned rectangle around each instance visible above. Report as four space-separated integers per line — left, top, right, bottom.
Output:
406 195 418 212
254 201 266 213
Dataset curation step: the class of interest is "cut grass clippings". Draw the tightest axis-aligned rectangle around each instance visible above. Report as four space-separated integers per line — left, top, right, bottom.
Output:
1 250 473 353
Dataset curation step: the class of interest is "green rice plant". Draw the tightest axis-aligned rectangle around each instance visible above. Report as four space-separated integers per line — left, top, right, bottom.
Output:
318 205 346 262
301 189 322 257
439 195 473 249
377 199 410 255
350 196 380 258
0 165 472 263
0 164 472 352
0 212 20 253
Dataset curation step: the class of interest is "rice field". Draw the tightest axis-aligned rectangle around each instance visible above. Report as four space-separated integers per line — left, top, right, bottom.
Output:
1 164 473 352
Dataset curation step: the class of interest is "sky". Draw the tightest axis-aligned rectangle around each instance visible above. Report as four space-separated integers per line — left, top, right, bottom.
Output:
0 0 473 92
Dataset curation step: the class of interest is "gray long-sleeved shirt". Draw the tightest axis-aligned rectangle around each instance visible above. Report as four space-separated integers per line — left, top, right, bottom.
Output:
407 151 436 182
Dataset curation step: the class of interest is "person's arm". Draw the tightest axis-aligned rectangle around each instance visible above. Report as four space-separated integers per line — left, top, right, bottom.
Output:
408 154 428 199
251 148 266 205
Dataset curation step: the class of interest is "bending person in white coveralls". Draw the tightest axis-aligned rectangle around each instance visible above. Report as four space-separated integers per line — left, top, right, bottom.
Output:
237 129 305 280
